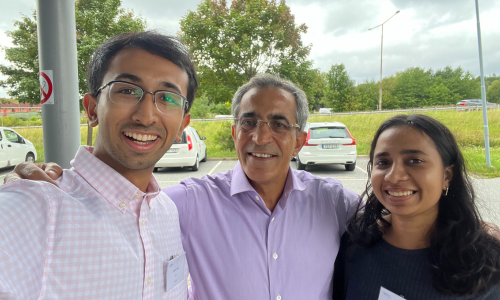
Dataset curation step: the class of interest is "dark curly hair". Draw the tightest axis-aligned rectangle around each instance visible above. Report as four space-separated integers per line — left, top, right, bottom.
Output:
347 114 500 296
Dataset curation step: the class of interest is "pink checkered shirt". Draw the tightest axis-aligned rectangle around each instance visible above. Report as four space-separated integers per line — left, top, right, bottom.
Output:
0 146 188 300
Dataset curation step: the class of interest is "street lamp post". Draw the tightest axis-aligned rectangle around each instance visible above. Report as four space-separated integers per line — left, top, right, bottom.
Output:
369 10 400 111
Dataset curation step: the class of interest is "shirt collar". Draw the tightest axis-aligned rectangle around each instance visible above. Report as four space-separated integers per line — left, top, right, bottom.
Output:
70 146 162 213
230 160 306 197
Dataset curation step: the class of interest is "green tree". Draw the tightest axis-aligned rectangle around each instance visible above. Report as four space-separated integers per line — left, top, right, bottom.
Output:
394 67 432 108
380 75 400 109
487 79 500 104
324 64 355 112
434 66 479 103
0 0 146 105
355 80 378 111
179 0 313 104
189 94 211 119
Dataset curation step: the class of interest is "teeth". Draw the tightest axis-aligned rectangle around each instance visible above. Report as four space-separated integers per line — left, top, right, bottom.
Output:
124 132 158 142
251 153 273 158
388 191 414 197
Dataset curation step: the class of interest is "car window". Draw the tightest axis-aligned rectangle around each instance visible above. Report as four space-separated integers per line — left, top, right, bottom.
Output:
4 130 20 143
0 131 2 141
310 127 348 138
174 131 187 144
191 129 201 142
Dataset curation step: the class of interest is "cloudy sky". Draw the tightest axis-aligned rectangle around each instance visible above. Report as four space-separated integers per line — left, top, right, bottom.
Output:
1 0 499 98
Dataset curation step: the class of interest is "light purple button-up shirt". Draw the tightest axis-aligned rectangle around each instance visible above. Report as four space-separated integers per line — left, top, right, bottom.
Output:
164 161 359 300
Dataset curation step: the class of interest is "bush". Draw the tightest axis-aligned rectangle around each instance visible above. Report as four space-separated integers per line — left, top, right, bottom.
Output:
210 102 232 115
213 121 235 151
189 94 210 119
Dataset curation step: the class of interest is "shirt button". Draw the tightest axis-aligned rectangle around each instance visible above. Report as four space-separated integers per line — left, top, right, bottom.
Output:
119 202 126 208
276 295 282 300
271 217 275 222
273 253 278 260
147 277 151 285
134 194 141 199
142 220 146 226
255 195 260 200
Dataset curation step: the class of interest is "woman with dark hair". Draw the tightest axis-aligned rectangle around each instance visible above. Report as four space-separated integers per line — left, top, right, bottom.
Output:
333 114 500 299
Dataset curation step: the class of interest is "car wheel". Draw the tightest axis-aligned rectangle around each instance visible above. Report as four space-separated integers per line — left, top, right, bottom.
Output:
345 162 356 171
25 153 35 163
191 156 200 171
297 157 306 170
153 167 159 172
200 148 207 162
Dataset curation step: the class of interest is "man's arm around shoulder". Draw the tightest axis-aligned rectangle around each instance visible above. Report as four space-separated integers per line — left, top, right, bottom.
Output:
0 180 55 299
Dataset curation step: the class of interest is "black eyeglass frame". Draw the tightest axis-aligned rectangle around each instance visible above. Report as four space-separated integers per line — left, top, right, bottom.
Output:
95 80 189 114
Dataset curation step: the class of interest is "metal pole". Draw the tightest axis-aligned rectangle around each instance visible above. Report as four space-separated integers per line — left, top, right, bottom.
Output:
475 0 491 166
379 25 383 111
36 0 81 169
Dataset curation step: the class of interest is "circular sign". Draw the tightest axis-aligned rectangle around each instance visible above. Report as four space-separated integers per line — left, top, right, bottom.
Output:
39 71 53 104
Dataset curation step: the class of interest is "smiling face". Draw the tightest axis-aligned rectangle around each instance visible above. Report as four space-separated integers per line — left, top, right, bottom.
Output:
84 48 190 175
370 126 452 220
231 87 306 188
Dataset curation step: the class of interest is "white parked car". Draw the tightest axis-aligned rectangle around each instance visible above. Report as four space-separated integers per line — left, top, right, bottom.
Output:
0 127 37 168
154 126 207 171
297 122 357 171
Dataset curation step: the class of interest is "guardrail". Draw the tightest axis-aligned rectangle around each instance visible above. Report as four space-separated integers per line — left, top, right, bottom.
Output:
6 104 499 128
190 104 500 122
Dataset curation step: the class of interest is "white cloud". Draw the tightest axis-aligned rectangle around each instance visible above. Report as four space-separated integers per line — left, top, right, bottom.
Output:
1 0 499 98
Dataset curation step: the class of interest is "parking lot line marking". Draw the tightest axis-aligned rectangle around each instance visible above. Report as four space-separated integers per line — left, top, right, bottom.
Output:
356 166 367 174
208 161 222 176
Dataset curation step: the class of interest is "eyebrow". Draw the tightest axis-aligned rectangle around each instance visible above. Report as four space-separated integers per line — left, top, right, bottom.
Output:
240 112 257 118
239 112 291 123
268 114 291 124
113 73 183 94
374 149 429 158
114 73 141 82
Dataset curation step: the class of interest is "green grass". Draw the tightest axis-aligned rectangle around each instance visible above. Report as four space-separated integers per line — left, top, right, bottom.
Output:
13 109 500 177
15 126 98 163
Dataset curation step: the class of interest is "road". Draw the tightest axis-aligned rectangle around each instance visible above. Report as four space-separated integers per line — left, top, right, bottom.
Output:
0 158 498 227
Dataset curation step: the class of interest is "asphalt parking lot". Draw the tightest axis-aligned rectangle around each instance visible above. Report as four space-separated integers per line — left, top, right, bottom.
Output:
0 158 498 227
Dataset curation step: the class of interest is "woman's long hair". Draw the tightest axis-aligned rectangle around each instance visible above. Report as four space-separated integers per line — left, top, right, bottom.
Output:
347 114 500 296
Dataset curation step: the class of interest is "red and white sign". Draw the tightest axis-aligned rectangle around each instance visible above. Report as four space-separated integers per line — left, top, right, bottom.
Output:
39 70 54 105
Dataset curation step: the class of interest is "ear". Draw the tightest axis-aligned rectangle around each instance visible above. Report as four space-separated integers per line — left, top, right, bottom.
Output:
175 113 191 142
292 130 307 157
443 165 453 189
83 94 99 127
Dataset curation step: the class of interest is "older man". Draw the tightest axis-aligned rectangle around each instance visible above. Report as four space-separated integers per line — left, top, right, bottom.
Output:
0 31 196 299
9 75 358 300
166 74 358 300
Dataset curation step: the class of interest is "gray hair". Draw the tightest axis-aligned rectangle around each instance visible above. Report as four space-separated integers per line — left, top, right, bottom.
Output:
231 74 309 131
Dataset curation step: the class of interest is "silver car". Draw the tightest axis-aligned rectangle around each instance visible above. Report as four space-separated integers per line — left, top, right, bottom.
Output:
154 126 207 171
456 99 496 108
297 122 357 171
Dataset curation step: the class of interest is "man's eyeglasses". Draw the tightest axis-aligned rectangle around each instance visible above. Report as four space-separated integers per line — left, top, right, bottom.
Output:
96 80 188 116
235 118 300 135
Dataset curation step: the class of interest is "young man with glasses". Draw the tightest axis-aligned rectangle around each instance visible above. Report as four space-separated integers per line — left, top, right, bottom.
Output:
0 31 197 299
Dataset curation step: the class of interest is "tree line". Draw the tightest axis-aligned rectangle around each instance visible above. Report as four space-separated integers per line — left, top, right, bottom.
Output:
1 0 499 117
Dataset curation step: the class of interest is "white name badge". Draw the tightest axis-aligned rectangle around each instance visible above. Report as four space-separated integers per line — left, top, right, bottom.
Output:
378 287 405 300
164 252 186 292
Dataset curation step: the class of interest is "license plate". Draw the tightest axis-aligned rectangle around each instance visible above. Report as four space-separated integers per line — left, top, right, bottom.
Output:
322 144 339 149
167 148 178 153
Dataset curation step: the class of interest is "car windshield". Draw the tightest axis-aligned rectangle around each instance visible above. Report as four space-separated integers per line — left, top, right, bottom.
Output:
310 127 348 138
